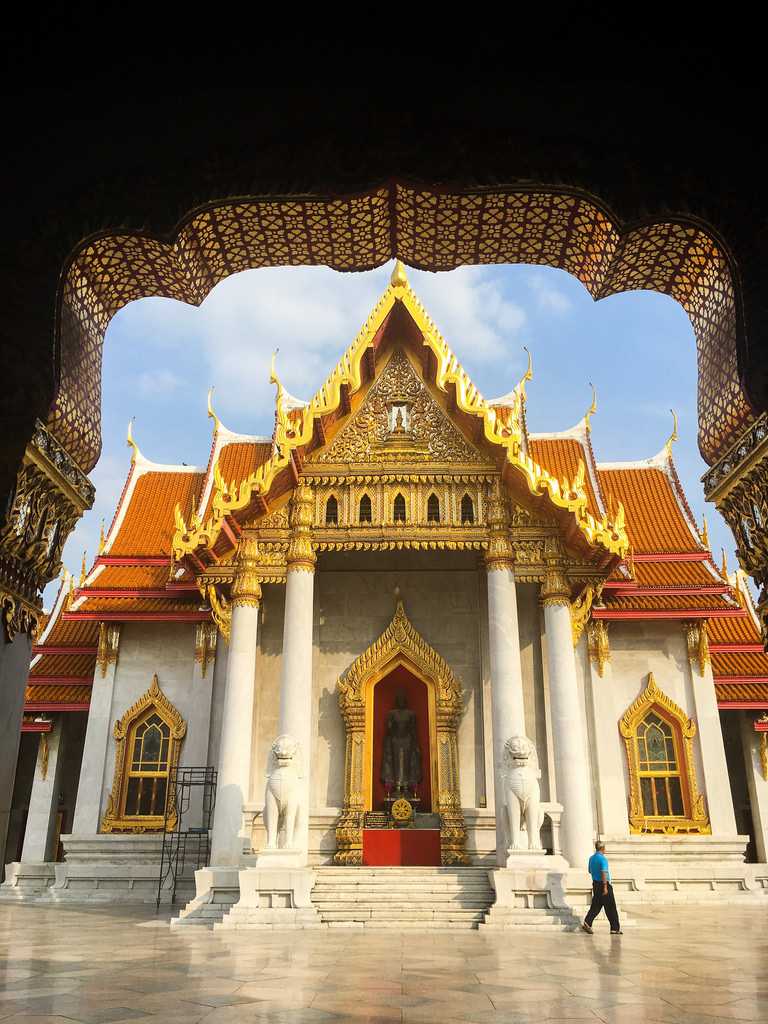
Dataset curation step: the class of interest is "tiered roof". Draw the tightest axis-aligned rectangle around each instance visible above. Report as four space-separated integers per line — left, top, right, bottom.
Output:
25 265 768 725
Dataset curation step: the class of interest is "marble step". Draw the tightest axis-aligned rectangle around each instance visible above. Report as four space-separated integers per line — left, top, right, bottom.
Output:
480 908 581 931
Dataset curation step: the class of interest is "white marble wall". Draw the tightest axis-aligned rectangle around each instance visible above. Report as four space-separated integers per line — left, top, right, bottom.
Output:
582 619 738 840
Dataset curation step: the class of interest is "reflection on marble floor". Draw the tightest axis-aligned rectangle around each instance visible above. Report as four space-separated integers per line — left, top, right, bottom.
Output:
0 903 767 1023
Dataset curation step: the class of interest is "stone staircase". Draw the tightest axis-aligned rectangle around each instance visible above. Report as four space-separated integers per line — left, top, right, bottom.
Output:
170 881 240 929
310 865 494 929
481 887 582 932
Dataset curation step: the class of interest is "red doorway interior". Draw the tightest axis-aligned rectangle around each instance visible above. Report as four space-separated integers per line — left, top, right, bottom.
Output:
371 665 431 812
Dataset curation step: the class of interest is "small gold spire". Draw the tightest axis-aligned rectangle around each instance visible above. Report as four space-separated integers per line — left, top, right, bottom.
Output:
585 383 597 432
269 349 283 398
721 547 728 579
98 519 106 554
627 545 635 579
80 550 87 587
207 386 221 433
518 347 533 404
126 418 139 463
700 513 709 548
665 409 679 457
67 571 74 608
390 259 409 289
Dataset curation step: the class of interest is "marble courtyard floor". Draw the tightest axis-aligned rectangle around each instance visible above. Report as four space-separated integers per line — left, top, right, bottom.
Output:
0 903 767 1024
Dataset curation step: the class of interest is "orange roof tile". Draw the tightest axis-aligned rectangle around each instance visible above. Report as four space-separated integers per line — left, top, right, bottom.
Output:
109 469 205 557
25 684 92 704
528 438 601 518
86 565 173 590
712 652 768 676
29 653 96 677
709 616 763 645
598 466 700 553
715 682 768 703
604 593 737 613
73 596 199 614
202 441 273 519
629 561 723 588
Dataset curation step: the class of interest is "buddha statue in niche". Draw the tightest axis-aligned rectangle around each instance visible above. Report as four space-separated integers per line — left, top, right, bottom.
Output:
381 691 422 795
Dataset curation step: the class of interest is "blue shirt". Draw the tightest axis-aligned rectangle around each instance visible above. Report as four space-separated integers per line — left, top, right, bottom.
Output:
588 851 611 882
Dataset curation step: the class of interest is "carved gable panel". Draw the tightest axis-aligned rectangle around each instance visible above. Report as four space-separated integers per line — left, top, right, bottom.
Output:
316 349 484 464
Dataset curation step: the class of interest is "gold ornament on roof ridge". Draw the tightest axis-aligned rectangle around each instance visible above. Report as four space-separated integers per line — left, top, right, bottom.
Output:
126 419 139 464
665 409 679 457
584 384 598 432
390 259 409 288
172 273 629 563
207 386 221 433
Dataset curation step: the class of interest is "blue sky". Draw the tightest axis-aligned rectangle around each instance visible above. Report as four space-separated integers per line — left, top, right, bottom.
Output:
48 261 737 606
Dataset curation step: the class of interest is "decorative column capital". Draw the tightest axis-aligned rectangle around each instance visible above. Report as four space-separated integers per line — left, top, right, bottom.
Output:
540 536 570 606
484 479 514 571
287 480 316 572
232 534 262 607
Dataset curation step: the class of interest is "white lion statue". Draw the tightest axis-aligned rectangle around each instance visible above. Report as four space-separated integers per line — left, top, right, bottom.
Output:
501 735 544 852
263 734 302 849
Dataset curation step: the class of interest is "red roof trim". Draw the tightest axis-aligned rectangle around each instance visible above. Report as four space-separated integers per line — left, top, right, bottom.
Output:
24 702 90 712
593 609 746 620
710 643 764 653
21 721 54 732
714 676 768 685
95 556 172 567
62 611 210 622
718 701 768 709
631 552 711 562
603 584 730 597
77 588 193 599
32 645 98 656
27 676 93 687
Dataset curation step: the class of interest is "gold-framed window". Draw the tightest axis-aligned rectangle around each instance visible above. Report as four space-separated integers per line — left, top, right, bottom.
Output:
101 674 186 833
619 673 709 835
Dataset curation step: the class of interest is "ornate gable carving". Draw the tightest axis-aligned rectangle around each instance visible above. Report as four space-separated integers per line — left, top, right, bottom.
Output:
316 349 484 465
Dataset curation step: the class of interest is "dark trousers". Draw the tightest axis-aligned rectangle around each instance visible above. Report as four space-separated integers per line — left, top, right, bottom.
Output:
585 881 620 930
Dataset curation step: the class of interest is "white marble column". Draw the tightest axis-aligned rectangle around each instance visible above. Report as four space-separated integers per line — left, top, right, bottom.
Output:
72 626 120 834
21 718 65 862
484 484 526 865
542 571 595 868
688 625 738 835
741 714 768 863
276 482 316 863
210 538 261 866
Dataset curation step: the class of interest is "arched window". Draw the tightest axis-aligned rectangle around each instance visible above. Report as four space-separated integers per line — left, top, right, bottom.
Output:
359 494 372 523
102 674 186 833
619 673 709 835
461 493 474 524
393 493 406 523
325 495 338 525
427 493 440 522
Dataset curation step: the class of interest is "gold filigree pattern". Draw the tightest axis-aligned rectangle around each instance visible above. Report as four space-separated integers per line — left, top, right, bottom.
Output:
336 600 466 866
684 620 711 677
101 674 186 833
231 535 263 607
96 622 120 679
587 620 610 677
619 673 710 835
194 621 218 678
317 349 481 464
570 583 603 646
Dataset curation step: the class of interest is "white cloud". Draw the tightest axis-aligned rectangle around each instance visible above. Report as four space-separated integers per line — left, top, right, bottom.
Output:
527 272 573 314
137 368 184 397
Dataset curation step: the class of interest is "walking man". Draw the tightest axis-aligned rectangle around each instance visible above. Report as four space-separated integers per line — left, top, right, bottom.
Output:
581 840 622 934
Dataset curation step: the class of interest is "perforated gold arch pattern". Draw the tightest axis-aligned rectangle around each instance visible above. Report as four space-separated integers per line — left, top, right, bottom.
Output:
53 184 748 471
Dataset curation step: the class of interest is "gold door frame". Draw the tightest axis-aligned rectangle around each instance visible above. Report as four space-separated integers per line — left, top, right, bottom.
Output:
335 600 467 865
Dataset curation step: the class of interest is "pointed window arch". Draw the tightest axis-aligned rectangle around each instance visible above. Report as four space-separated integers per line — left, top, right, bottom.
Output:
359 493 372 524
393 493 406 523
427 493 440 523
101 674 186 833
619 673 709 835
461 493 475 525
325 494 339 525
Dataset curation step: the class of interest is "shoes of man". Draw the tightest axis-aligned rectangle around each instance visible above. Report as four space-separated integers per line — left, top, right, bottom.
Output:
610 929 623 935
581 921 593 934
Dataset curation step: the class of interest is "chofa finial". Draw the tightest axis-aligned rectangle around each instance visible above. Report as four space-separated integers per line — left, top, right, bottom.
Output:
665 409 679 456
585 383 598 432
207 386 221 433
126 418 139 463
390 260 409 289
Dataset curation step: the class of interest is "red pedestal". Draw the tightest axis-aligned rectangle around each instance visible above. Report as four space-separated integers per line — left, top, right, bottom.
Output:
362 829 441 866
